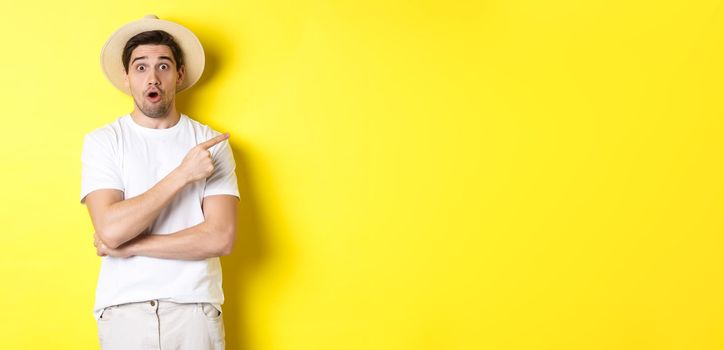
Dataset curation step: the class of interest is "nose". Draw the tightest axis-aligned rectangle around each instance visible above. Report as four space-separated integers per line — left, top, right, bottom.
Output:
147 71 160 86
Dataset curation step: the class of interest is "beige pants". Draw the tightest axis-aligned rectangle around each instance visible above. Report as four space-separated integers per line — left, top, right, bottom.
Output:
97 299 225 350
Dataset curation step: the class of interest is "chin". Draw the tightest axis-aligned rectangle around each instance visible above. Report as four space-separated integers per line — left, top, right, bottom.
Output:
136 99 166 117
144 106 171 118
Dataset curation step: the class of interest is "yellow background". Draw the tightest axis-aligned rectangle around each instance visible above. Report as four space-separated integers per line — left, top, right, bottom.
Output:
0 0 721 349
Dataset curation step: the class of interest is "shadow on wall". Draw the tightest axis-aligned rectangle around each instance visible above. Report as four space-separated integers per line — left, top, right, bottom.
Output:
221 143 270 350
174 23 279 349
174 18 305 348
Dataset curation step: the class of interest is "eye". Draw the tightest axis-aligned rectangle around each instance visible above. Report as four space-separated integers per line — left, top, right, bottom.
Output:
136 65 145 71
160 63 169 70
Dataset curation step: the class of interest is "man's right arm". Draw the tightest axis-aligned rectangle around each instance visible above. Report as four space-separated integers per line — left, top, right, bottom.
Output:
84 168 190 249
84 132 230 249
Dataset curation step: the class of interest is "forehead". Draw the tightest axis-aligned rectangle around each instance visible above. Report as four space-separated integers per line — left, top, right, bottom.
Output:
130 44 175 62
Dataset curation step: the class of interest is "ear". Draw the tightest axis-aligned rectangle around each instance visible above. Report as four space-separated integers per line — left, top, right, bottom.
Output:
123 68 129 89
176 65 185 88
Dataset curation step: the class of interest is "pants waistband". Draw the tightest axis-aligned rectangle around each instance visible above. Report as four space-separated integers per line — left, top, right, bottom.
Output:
108 299 198 312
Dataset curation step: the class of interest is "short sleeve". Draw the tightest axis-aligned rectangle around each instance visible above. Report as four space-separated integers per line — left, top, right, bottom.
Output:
80 132 124 204
204 138 240 199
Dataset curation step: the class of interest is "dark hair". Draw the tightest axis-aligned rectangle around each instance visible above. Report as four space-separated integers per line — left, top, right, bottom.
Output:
122 30 184 73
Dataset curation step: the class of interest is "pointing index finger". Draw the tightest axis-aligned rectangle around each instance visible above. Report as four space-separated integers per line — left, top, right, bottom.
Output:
198 133 230 150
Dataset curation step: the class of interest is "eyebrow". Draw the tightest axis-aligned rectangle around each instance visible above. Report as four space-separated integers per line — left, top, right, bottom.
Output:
131 56 175 65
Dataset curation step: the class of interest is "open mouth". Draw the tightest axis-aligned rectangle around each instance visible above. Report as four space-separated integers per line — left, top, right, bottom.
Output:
146 91 162 103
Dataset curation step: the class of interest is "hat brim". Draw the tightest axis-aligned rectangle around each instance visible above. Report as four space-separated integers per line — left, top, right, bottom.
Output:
100 16 205 95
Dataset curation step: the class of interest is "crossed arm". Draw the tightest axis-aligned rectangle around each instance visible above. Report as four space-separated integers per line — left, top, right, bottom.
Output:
88 188 238 260
85 133 238 261
121 194 237 260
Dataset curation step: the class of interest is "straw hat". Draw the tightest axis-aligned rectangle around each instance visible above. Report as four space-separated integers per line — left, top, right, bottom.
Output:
100 14 205 95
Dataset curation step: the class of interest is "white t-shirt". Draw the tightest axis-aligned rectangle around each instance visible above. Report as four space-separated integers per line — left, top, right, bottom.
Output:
80 113 240 321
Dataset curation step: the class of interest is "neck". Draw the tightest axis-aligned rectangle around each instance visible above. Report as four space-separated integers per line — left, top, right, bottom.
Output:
130 105 181 129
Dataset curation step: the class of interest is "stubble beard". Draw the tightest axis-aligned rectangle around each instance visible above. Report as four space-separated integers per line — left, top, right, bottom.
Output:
134 93 171 119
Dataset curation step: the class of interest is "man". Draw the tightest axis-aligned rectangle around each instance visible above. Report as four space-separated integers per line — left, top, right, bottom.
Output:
80 15 238 350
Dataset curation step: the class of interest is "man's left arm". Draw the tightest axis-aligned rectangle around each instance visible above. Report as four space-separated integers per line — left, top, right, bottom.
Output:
97 194 238 260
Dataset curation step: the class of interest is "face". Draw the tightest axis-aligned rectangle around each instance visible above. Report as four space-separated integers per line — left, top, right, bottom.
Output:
124 44 185 118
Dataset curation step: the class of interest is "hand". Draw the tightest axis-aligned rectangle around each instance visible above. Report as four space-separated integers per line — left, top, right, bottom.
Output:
93 232 106 256
177 133 230 183
94 232 134 258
